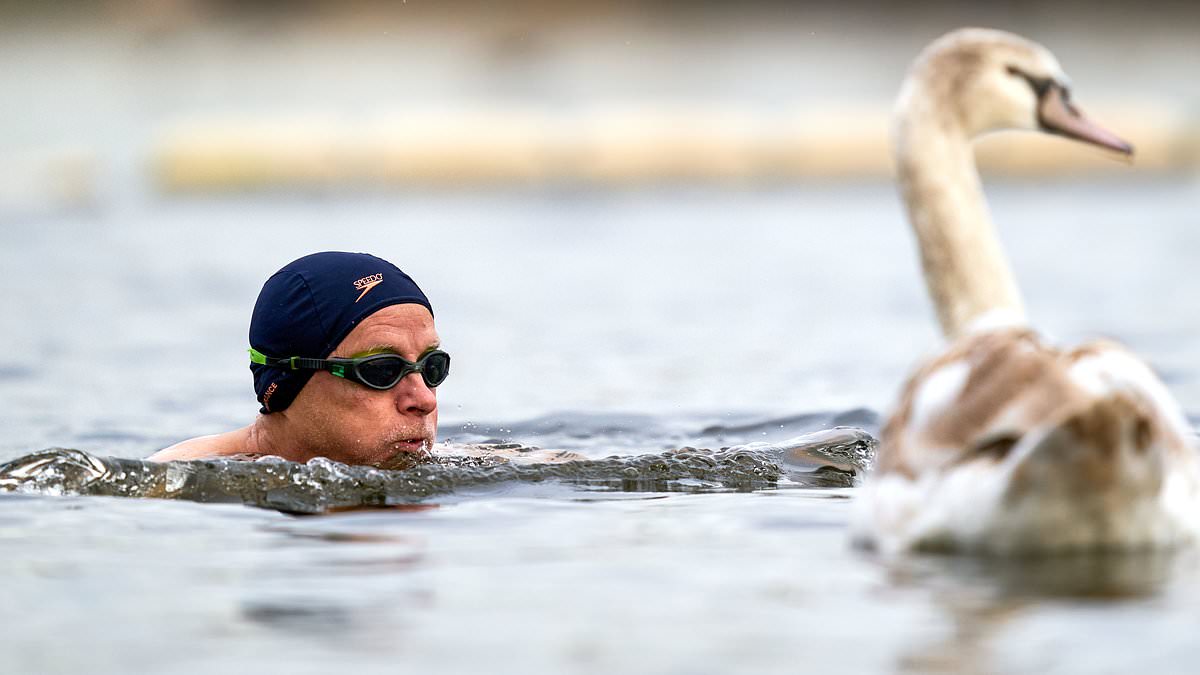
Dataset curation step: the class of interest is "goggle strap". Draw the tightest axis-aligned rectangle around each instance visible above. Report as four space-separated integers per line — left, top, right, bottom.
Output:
290 357 327 371
248 347 274 366
248 347 324 371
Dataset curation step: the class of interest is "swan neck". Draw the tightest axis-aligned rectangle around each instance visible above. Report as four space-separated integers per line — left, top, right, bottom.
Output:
895 95 1026 339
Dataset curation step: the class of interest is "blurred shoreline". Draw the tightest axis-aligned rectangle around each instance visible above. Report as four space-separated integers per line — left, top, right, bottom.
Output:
3 1 1198 204
148 105 1196 192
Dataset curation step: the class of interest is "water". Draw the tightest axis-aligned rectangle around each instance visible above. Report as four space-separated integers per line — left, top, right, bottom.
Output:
2 180 1199 673
0 427 872 511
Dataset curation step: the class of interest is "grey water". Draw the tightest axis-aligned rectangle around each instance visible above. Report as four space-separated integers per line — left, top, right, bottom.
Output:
2 179 1200 673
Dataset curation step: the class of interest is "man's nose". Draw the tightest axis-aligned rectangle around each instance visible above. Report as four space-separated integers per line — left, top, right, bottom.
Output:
393 372 437 415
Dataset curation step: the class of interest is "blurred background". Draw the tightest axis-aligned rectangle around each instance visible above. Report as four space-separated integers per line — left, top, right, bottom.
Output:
2 0 1198 456
4 0 1200 205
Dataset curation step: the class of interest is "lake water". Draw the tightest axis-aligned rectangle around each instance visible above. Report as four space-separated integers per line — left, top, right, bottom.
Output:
2 178 1199 673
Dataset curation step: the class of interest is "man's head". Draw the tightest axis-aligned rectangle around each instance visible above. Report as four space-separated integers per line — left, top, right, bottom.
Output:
248 252 444 466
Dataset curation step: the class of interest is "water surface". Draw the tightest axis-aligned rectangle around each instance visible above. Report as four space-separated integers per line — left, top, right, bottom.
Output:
2 180 1199 673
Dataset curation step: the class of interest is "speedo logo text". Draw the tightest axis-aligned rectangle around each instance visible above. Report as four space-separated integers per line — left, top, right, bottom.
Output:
353 273 384 302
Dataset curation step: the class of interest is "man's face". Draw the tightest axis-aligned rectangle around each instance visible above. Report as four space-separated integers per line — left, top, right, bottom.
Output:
284 303 441 467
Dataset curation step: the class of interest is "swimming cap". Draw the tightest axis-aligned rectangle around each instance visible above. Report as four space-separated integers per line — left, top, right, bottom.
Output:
249 251 433 413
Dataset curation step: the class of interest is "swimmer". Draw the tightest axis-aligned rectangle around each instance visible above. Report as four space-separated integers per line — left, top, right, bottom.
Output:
149 251 447 468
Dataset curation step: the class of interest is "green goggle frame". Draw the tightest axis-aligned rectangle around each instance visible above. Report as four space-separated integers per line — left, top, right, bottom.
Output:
249 347 451 390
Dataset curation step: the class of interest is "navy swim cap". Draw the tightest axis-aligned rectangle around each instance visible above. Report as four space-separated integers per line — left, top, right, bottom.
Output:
249 252 433 413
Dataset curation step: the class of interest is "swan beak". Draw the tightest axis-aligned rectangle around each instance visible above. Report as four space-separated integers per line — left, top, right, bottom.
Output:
1038 85 1134 156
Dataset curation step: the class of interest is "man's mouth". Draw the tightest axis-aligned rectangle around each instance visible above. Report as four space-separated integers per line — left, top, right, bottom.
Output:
374 436 435 470
392 437 432 453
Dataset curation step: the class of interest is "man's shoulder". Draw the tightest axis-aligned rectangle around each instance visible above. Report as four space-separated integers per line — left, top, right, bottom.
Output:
148 428 253 462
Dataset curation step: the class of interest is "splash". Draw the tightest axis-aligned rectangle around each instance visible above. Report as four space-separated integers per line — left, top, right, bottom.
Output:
0 428 875 514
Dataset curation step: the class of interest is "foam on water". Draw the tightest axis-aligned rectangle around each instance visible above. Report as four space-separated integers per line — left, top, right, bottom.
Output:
0 428 877 514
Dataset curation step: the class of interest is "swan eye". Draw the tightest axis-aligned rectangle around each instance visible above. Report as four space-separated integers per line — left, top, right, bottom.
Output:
1006 65 1052 98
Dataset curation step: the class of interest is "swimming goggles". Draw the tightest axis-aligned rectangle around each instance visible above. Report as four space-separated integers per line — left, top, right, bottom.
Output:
249 347 451 390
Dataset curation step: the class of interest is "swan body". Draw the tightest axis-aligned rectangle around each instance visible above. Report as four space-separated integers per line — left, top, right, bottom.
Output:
852 29 1200 555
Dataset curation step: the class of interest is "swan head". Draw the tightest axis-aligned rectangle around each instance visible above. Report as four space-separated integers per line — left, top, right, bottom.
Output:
901 28 1132 154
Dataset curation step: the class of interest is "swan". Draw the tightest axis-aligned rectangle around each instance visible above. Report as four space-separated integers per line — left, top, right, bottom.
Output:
851 28 1200 555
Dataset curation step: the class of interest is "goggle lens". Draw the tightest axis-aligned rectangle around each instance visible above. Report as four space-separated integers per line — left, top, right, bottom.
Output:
357 357 408 388
420 351 451 387
356 351 451 389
